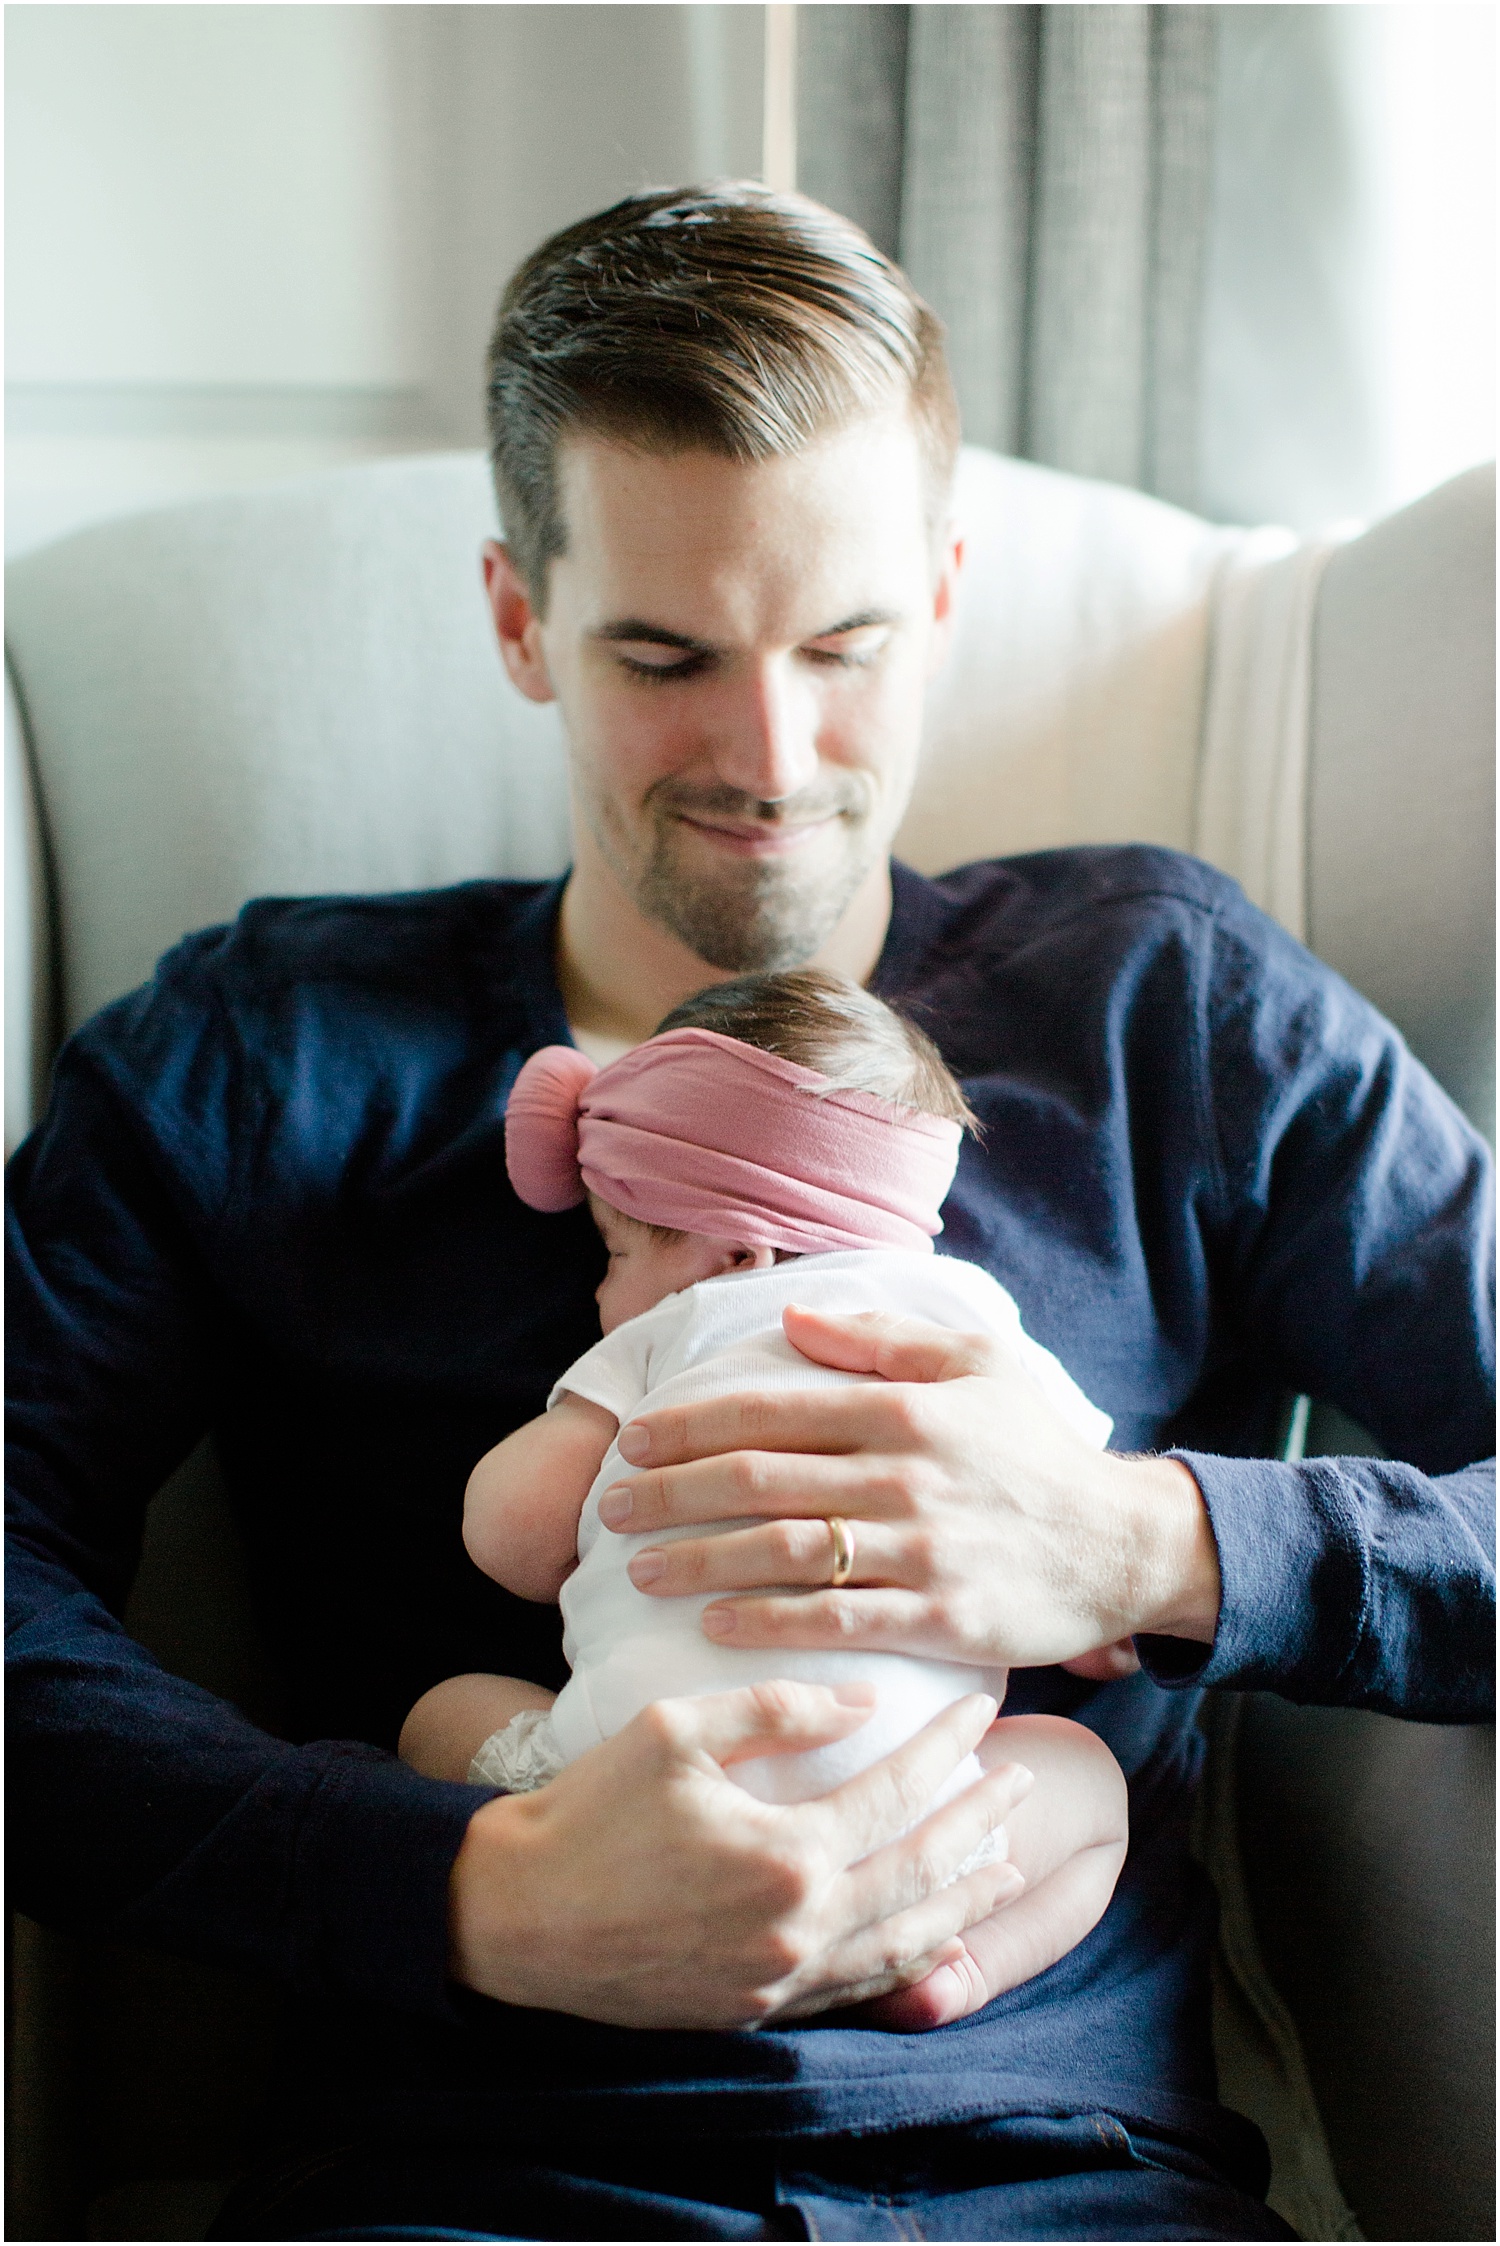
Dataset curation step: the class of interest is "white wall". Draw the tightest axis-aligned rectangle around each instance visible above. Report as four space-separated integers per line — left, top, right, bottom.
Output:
5 4 765 556
1200 3 1495 531
8 4 1489 556
427 4 765 451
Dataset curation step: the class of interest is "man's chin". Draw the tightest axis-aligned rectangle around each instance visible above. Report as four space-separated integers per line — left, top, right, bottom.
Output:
640 845 872 975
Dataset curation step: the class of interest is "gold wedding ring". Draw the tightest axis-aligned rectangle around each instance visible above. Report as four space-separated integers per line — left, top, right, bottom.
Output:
826 1515 856 1590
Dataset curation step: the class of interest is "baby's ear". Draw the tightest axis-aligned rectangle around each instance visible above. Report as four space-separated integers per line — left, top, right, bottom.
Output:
725 1243 778 1274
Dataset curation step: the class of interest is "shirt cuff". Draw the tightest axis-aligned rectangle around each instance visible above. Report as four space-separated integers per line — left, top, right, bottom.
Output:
1134 1451 1368 1696
293 1745 497 2020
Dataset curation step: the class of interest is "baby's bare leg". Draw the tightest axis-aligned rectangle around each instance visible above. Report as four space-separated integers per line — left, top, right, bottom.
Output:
980 1714 1128 1889
865 1713 1128 2032
399 1673 557 1783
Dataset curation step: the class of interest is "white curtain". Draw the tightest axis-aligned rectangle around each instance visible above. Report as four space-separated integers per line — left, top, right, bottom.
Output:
798 4 1216 507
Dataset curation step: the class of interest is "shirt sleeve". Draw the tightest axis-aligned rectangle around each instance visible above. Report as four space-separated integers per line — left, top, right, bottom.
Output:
6 981 489 2019
1136 888 1494 1718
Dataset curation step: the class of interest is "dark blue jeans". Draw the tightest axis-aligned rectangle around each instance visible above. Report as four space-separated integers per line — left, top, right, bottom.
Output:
211 2112 1298 2241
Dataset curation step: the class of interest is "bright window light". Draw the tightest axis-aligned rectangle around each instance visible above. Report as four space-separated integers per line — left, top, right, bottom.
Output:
1376 4 1496 509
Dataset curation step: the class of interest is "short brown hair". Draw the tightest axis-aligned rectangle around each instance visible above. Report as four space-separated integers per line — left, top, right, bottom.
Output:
486 183 960 608
655 967 977 1131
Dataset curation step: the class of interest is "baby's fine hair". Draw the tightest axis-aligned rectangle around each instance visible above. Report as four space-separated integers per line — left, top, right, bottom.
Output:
655 968 977 1132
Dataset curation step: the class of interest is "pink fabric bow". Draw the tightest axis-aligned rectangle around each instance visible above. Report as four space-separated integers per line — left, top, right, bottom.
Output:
505 1028 962 1256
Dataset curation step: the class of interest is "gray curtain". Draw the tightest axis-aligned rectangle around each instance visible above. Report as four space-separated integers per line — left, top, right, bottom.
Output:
797 4 1216 508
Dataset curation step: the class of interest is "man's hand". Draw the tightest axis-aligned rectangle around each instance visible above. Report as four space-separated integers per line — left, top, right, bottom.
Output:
449 1680 1031 2028
603 1305 1221 1670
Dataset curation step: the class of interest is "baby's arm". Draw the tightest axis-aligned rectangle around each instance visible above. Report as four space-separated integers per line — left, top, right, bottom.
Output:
400 1392 618 1781
463 1390 619 1601
867 1714 1129 2032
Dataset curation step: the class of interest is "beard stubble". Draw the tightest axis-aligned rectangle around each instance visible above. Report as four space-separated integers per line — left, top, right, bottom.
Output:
594 775 884 974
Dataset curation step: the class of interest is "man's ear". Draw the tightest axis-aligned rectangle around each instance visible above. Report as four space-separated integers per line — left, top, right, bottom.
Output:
924 522 964 682
482 541 556 705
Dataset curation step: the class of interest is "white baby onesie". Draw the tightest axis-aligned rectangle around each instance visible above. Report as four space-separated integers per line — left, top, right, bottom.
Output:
470 1249 1111 1806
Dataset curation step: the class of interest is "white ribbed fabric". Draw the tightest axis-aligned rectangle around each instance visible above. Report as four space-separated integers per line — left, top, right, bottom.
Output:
510 1250 1109 1804
1195 528 1355 943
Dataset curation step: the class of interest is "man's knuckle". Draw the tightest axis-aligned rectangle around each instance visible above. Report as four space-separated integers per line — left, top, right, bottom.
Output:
892 1384 937 1441
824 1592 865 1639
626 1471 664 1522
733 1391 779 1443
732 1449 771 1501
638 1699 688 1752
759 1836 816 1906
669 1540 705 1588
779 1519 821 1568
748 1678 804 1730
905 1526 940 1581
754 1924 807 1980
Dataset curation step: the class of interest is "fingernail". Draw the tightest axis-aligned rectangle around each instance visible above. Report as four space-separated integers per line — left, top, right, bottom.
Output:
831 1681 877 1706
702 1605 736 1639
598 1486 633 1528
628 1549 665 1587
994 1864 1025 1896
617 1424 650 1463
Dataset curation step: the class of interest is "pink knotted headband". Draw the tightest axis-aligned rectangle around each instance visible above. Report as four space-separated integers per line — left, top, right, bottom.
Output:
505 1027 961 1256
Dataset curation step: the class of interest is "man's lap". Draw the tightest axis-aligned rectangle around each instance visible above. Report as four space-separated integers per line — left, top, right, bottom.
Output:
210 2114 1297 2243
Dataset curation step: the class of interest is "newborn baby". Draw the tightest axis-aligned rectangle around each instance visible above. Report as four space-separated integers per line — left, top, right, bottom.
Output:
401 968 1128 2026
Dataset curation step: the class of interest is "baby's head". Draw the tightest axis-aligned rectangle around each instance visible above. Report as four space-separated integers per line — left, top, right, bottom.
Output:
507 968 975 1333
586 1192 771 1334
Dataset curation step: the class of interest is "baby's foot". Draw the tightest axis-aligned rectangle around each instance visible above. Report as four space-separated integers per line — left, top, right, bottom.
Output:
857 1863 1026 2033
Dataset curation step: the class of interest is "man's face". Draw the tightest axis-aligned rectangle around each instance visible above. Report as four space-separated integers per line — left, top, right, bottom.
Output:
487 412 959 973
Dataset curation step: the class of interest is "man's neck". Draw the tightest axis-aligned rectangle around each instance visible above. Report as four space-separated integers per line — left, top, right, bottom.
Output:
557 854 895 1062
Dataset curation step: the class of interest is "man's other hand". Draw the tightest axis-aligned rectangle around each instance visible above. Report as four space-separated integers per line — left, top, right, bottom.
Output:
448 1681 1030 2028
603 1305 1221 1671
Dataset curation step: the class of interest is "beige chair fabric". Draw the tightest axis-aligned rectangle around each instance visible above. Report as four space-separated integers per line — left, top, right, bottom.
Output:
4 445 1251 1048
4 668 55 1156
1309 462 1496 1139
9 448 1490 1108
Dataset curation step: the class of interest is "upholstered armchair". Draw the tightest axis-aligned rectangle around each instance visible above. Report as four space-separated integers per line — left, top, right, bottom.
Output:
6 448 1493 2242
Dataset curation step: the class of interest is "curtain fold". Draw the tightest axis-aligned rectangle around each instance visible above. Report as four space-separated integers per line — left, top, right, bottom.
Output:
798 3 1217 510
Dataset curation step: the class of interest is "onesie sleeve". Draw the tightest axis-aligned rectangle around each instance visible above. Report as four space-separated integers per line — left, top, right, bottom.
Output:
547 1294 682 1424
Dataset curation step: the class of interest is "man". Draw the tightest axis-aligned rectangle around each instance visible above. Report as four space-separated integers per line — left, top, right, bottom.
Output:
8 186 1493 2241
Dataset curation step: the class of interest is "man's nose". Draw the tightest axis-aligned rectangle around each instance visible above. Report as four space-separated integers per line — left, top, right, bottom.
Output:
712 657 821 802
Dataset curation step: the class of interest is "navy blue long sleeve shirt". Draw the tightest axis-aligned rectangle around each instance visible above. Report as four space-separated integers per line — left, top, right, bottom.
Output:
7 847 1493 2155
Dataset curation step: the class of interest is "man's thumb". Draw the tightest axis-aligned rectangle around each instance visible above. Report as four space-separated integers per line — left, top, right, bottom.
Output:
781 1302 992 1383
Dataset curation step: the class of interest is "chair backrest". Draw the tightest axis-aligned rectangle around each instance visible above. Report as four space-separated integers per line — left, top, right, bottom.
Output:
7 446 1492 1146
1308 462 1495 1134
5 443 1238 1048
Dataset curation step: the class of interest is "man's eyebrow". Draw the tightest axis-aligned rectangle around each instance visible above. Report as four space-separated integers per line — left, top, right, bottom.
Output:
591 609 900 650
592 620 714 652
808 608 900 637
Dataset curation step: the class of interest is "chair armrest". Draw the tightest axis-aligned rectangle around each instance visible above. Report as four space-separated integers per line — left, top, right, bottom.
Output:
1235 1695 1496 2241
5 659 58 1155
